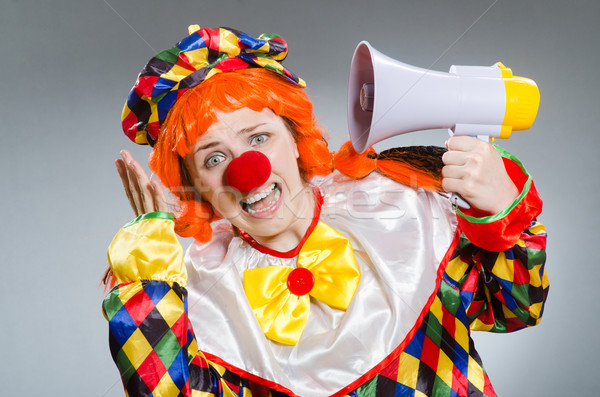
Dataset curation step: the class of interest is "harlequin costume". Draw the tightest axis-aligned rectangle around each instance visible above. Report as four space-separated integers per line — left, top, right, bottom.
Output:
103 26 548 397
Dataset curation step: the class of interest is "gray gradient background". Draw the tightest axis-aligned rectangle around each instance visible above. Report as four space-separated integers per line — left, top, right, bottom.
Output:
1 0 597 395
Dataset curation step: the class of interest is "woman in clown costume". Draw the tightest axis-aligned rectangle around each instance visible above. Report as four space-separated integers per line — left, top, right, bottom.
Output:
103 25 548 397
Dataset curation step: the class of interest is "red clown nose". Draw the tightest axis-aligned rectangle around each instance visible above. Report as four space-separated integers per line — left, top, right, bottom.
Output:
225 151 272 193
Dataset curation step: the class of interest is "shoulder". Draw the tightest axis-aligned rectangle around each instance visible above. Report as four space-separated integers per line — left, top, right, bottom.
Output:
314 171 457 265
315 170 454 221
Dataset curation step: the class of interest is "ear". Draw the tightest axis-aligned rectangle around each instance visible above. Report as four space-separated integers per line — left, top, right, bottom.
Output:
293 140 300 159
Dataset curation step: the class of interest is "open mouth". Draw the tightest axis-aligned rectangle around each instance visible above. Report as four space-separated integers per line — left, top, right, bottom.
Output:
240 183 282 215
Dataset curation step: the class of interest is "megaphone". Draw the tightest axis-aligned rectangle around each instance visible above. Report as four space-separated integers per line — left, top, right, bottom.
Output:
348 41 540 153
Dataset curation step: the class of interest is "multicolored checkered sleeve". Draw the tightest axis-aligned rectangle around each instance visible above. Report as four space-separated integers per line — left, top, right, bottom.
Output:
102 212 253 396
444 219 548 333
445 150 548 333
102 280 258 396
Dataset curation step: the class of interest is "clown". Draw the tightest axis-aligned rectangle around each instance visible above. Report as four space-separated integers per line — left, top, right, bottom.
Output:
103 26 548 397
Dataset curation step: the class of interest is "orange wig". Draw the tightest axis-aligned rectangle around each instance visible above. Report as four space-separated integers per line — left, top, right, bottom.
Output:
150 68 333 242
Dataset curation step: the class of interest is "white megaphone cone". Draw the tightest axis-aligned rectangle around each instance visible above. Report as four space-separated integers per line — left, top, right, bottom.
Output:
348 41 540 153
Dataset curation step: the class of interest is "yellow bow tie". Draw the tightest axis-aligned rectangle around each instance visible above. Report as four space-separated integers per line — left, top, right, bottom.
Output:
243 221 360 345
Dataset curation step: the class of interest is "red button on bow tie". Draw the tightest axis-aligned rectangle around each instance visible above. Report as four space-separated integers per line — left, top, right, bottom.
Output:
287 268 315 296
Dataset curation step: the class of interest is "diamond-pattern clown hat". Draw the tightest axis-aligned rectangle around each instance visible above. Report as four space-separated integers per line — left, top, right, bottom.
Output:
121 25 306 145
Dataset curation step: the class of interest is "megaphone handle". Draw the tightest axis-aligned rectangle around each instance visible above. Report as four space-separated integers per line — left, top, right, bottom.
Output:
449 192 471 209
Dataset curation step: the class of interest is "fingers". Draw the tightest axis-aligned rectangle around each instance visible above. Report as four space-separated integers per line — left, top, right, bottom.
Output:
115 158 139 215
151 179 169 212
441 149 469 167
442 136 488 178
441 137 485 194
441 136 519 214
117 150 168 216
130 158 155 213
441 164 466 181
440 175 466 195
121 150 147 215
445 135 479 152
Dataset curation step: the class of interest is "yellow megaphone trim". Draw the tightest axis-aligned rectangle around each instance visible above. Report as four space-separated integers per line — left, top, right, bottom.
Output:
497 62 540 138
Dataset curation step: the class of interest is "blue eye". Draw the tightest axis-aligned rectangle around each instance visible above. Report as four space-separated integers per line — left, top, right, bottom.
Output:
250 134 269 146
205 153 226 168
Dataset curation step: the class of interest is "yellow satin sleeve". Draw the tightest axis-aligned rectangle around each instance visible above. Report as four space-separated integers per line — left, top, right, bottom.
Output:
107 212 186 287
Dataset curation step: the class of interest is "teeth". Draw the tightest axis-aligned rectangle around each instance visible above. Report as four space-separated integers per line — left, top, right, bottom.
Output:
247 187 280 214
241 183 276 205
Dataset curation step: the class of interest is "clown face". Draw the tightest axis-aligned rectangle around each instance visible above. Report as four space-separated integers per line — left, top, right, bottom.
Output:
185 107 316 251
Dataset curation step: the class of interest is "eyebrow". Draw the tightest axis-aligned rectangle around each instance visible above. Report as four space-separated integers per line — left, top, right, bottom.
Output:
194 123 267 153
237 123 266 135
194 141 220 153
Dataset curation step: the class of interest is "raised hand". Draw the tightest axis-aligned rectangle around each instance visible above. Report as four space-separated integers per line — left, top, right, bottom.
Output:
115 150 169 216
441 136 518 215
